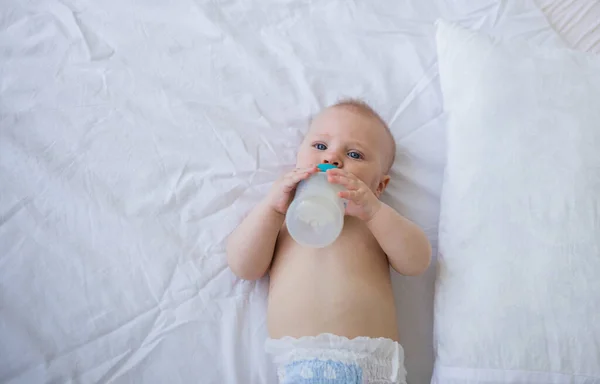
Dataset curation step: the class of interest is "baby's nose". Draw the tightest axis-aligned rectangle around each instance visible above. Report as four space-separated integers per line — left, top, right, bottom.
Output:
322 157 342 168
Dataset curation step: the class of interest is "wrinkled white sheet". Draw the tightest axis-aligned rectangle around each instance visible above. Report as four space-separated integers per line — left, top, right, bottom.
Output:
0 1 560 383
536 0 600 53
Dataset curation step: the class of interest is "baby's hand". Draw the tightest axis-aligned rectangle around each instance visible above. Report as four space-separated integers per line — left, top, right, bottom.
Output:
266 166 318 215
327 169 382 222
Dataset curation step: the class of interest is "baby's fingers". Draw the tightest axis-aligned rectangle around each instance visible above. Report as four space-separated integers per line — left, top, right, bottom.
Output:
338 190 362 201
296 166 318 174
328 173 359 190
282 170 311 191
325 167 345 175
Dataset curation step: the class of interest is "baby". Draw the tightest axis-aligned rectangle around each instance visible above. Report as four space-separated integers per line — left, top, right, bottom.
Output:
227 99 431 383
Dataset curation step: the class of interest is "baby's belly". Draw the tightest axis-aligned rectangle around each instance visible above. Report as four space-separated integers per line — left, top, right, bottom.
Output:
267 225 399 341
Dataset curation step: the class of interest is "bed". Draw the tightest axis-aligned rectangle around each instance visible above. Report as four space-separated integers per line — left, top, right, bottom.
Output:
537 0 600 54
0 0 586 383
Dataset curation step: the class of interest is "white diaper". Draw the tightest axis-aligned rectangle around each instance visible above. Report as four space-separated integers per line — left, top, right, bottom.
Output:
265 333 407 384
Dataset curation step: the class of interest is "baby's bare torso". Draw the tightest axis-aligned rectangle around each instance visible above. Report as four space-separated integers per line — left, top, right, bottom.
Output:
268 216 399 341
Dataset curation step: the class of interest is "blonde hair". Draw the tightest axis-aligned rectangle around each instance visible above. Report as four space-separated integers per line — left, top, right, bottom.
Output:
332 98 396 172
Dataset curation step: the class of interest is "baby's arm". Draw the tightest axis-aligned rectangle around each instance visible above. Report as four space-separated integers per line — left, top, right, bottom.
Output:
226 166 318 280
366 203 431 276
326 168 431 276
226 201 285 280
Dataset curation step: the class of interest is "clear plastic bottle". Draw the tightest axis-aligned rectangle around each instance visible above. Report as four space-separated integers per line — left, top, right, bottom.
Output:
286 164 346 248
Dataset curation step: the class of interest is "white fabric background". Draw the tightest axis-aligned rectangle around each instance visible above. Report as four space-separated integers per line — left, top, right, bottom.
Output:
537 0 600 53
0 1 561 383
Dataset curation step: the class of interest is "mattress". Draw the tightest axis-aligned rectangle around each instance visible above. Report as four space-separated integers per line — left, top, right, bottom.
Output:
0 1 561 383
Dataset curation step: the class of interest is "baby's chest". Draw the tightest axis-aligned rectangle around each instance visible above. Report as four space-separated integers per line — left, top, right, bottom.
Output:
273 223 386 275
278 218 378 251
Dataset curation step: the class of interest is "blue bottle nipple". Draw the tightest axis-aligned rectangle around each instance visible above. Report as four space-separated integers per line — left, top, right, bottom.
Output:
317 163 337 172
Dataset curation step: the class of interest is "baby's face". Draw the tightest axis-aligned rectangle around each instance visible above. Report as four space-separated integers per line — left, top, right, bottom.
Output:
296 106 391 196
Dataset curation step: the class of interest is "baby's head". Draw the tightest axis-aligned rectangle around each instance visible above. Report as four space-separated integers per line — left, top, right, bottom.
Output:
297 99 395 197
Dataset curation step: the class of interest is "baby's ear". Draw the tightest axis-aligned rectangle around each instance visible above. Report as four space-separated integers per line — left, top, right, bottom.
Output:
375 175 391 198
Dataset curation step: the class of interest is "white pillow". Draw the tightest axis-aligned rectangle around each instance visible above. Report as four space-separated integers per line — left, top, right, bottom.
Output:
433 20 600 384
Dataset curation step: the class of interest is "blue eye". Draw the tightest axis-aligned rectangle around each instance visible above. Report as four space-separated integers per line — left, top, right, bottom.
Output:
313 143 327 150
348 151 362 160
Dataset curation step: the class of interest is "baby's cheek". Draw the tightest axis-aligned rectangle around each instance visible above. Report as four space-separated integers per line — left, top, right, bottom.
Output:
368 178 383 195
296 159 316 169
358 176 376 192
295 149 316 167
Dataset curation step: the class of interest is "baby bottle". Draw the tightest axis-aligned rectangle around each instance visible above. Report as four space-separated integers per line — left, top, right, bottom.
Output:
286 163 346 248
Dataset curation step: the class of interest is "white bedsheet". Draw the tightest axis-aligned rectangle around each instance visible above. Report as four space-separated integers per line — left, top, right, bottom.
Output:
0 1 560 383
